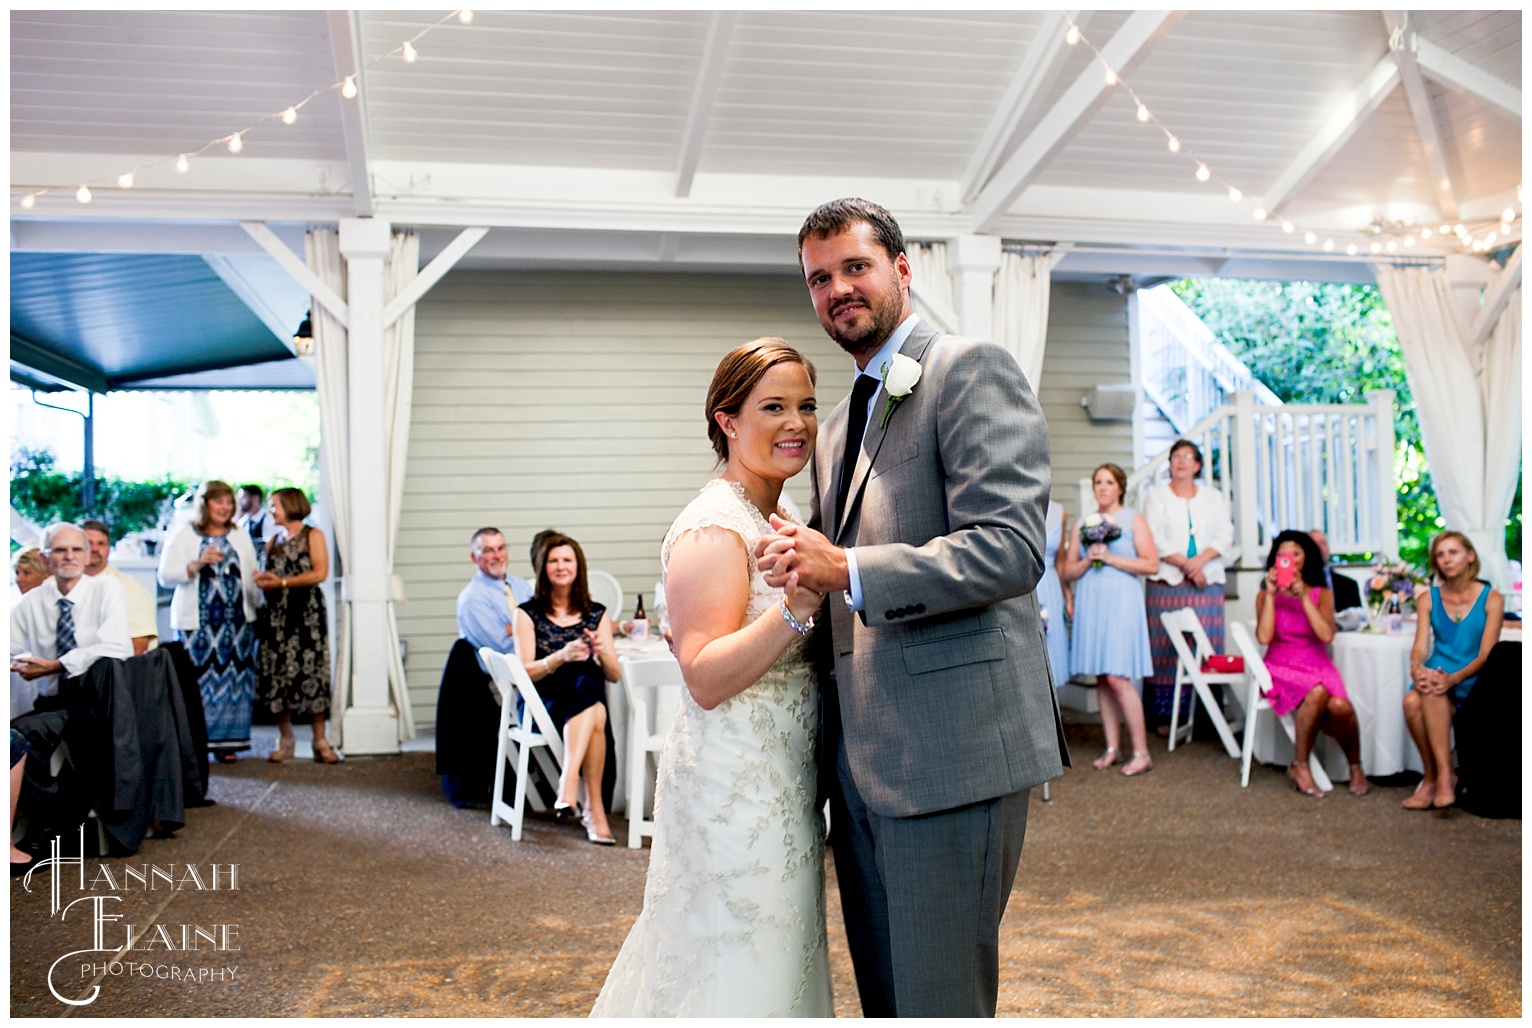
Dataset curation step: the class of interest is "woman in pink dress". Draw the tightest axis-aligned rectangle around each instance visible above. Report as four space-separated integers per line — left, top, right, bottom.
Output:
1254 530 1368 798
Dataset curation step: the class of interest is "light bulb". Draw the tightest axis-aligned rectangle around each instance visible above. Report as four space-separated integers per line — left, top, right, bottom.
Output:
1066 25 1081 45
1252 207 1267 221
76 185 92 204
1227 186 1242 202
1504 206 1517 223
1385 240 1397 252
118 172 134 189
342 76 358 99
458 9 473 23
402 40 418 63
1104 67 1117 86
1195 163 1210 182
1486 231 1498 246
1370 241 1382 254
282 106 298 125
1136 104 1149 123
1439 224 1451 234
227 132 243 154
1453 223 1465 235
20 194 35 210
1347 243 1358 255
1304 231 1317 244
176 154 190 174
1404 235 1415 247
1323 239 1334 252
1420 227 1432 239
1281 220 1294 233
1166 135 1180 153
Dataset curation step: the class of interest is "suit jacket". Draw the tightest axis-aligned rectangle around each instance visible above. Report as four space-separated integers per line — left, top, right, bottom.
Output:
814 319 1069 817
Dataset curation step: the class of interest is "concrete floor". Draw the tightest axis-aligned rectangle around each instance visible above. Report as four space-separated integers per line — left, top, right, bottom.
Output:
9 718 1521 1018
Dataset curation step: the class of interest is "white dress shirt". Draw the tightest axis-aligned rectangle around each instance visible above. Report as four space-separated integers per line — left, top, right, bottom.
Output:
11 572 133 715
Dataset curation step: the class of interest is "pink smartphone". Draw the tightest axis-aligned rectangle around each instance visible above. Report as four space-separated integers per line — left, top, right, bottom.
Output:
1275 554 1296 589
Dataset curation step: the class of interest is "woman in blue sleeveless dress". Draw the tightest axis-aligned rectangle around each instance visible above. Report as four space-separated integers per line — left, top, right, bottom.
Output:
1404 530 1504 810
1061 464 1159 777
1035 499 1071 686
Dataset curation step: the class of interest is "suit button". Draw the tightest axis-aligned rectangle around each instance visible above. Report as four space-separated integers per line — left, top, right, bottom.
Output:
885 610 896 621
914 603 926 614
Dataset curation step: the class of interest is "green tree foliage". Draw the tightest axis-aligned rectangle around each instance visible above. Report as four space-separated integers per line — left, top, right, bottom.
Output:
10 448 191 542
1168 278 1520 568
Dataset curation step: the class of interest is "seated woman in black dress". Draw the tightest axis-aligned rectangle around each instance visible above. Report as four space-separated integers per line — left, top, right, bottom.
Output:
514 532 621 845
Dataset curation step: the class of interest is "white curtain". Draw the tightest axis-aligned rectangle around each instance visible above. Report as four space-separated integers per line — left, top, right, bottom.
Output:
306 229 353 735
907 241 956 334
1374 260 1522 588
993 249 1063 388
382 231 419 739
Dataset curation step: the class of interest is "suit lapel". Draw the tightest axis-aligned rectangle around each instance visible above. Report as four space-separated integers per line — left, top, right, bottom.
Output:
835 322 938 541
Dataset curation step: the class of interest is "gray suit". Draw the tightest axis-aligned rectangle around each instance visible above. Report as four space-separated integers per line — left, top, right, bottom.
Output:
814 319 1068 1016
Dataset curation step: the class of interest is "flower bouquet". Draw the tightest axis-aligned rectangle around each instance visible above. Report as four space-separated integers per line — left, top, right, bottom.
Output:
1366 557 1421 633
1080 513 1122 569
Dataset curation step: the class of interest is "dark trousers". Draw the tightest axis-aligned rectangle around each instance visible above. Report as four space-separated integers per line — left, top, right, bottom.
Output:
828 727 1030 1017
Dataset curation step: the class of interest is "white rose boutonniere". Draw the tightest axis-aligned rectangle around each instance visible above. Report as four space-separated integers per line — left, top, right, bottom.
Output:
877 354 922 429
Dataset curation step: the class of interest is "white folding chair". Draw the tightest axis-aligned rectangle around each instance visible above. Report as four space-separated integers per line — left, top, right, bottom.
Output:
618 654 685 849
588 570 624 622
480 647 568 840
1227 622 1333 792
1161 608 1245 757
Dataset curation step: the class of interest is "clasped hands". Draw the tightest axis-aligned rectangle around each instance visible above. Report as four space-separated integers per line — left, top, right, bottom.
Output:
11 656 63 681
754 515 843 619
1411 663 1452 695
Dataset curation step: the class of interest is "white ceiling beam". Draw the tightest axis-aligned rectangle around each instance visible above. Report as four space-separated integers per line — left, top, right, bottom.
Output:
970 10 1184 233
1466 244 1521 354
240 220 350 328
382 226 488 328
1384 13 1458 221
1415 36 1521 119
960 10 1082 202
202 254 308 354
328 9 374 217
1262 55 1401 217
675 12 737 199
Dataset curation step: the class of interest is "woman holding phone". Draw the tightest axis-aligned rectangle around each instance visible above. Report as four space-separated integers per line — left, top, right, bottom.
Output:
514 532 621 844
1255 530 1366 798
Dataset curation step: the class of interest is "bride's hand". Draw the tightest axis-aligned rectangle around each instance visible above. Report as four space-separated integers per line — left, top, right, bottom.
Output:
783 570 824 625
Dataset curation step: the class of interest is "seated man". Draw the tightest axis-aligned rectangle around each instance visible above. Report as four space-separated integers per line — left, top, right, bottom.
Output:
1308 528 1363 611
456 527 533 663
81 519 159 655
11 523 133 717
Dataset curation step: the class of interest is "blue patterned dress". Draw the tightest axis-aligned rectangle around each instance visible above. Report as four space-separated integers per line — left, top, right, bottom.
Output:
181 533 258 756
1069 507 1154 679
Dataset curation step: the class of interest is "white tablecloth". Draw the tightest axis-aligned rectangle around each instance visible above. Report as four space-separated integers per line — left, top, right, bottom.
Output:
606 639 678 814
1249 630 1421 778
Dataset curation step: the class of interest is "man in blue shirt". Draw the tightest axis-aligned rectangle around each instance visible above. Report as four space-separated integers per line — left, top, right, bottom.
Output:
455 527 534 661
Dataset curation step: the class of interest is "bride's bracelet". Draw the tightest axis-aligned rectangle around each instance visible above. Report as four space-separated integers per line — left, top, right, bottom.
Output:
779 598 816 635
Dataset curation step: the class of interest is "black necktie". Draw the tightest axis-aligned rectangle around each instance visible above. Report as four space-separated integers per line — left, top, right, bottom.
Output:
838 374 880 521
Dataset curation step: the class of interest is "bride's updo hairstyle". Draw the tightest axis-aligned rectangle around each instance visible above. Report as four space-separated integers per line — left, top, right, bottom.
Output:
705 337 817 463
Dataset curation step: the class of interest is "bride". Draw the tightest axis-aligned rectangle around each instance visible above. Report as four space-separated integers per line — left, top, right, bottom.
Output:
591 338 832 1017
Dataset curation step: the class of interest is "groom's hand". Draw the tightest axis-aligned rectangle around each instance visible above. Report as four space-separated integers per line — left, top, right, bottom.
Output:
756 514 850 595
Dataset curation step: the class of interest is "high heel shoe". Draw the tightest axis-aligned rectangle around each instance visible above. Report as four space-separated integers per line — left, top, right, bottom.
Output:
581 811 616 846
1287 763 1325 798
552 801 581 821
268 737 296 763
312 738 341 764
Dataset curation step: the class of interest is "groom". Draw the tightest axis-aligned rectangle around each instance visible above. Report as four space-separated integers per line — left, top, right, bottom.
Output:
757 198 1068 1017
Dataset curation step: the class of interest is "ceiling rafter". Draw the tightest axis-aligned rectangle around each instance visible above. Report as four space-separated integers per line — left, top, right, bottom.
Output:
1415 36 1521 119
959 10 1083 203
675 12 737 199
328 9 374 217
970 10 1184 233
1467 244 1521 354
1261 55 1400 218
1384 13 1458 220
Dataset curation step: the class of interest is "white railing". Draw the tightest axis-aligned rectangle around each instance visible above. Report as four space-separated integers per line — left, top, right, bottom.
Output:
1080 390 1397 567
1137 285 1283 434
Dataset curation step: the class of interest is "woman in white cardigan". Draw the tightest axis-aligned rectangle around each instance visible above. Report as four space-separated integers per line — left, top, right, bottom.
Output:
1142 440 1235 734
158 480 263 762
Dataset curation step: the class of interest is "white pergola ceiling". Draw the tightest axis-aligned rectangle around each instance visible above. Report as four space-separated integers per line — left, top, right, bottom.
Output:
10 8 1523 283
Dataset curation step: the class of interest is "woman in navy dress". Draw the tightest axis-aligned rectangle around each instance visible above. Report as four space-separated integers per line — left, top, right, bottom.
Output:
515 532 622 844
1061 464 1159 777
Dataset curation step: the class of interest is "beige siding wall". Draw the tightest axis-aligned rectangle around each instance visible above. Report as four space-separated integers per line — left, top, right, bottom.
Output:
398 271 1131 728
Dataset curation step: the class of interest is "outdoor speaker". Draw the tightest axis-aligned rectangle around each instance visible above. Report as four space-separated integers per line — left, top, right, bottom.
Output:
1080 383 1136 421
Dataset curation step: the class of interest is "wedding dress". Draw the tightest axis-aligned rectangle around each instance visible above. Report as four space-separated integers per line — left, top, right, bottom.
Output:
590 479 831 1017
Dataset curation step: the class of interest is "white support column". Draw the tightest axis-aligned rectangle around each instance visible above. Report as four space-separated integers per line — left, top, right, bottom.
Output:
947 234 1001 338
338 218 400 755
1444 254 1491 332
1227 390 1264 627
1367 389 1399 560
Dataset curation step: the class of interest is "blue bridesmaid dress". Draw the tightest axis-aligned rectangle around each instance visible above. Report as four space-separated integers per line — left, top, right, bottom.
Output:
1069 507 1154 679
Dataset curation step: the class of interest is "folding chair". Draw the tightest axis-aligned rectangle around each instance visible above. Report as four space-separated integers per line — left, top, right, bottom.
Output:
480 647 568 840
588 570 624 622
1161 608 1244 757
1227 623 1333 792
618 653 685 849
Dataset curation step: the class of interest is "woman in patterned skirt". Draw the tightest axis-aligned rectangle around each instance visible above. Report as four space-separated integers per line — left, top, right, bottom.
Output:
159 480 263 762
254 488 337 764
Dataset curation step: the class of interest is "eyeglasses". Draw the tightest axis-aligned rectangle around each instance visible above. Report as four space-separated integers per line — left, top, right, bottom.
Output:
1169 452 1199 462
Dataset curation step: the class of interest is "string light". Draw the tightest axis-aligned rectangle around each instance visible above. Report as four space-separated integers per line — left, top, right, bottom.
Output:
1136 104 1150 122
1385 240 1397 252
1195 163 1210 182
1281 220 1294 233
1103 66 1117 86
227 132 243 154
1304 231 1317 244
118 172 134 189
282 106 298 125
1227 187 1242 202
20 194 35 209
1347 243 1359 255
402 40 418 63
76 185 92 204
1370 241 1382 254
1404 235 1415 247
175 154 190 173
341 75 358 99
1252 208 1267 221
1323 239 1334 251
1166 135 1180 153
458 9 474 24
1420 227 1432 239
1066 25 1081 45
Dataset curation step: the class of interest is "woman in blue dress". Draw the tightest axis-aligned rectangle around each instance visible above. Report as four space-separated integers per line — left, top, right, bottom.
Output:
1061 464 1159 777
1035 499 1072 686
1404 530 1504 810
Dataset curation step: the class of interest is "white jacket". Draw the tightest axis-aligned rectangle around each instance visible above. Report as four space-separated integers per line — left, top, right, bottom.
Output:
1143 482 1236 587
157 522 263 630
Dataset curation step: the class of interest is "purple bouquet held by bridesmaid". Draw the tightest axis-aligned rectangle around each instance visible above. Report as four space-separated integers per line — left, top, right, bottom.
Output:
1080 513 1123 569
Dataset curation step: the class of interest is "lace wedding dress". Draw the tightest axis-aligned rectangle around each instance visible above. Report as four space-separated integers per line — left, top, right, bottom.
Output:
590 479 831 1017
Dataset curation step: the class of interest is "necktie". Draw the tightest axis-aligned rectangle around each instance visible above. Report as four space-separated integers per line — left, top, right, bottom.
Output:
837 374 881 522
56 597 76 657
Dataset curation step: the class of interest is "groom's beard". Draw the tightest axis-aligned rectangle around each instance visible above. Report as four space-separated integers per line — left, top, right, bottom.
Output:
823 279 905 356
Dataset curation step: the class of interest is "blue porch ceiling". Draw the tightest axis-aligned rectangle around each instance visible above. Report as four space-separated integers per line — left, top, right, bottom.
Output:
10 252 301 391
